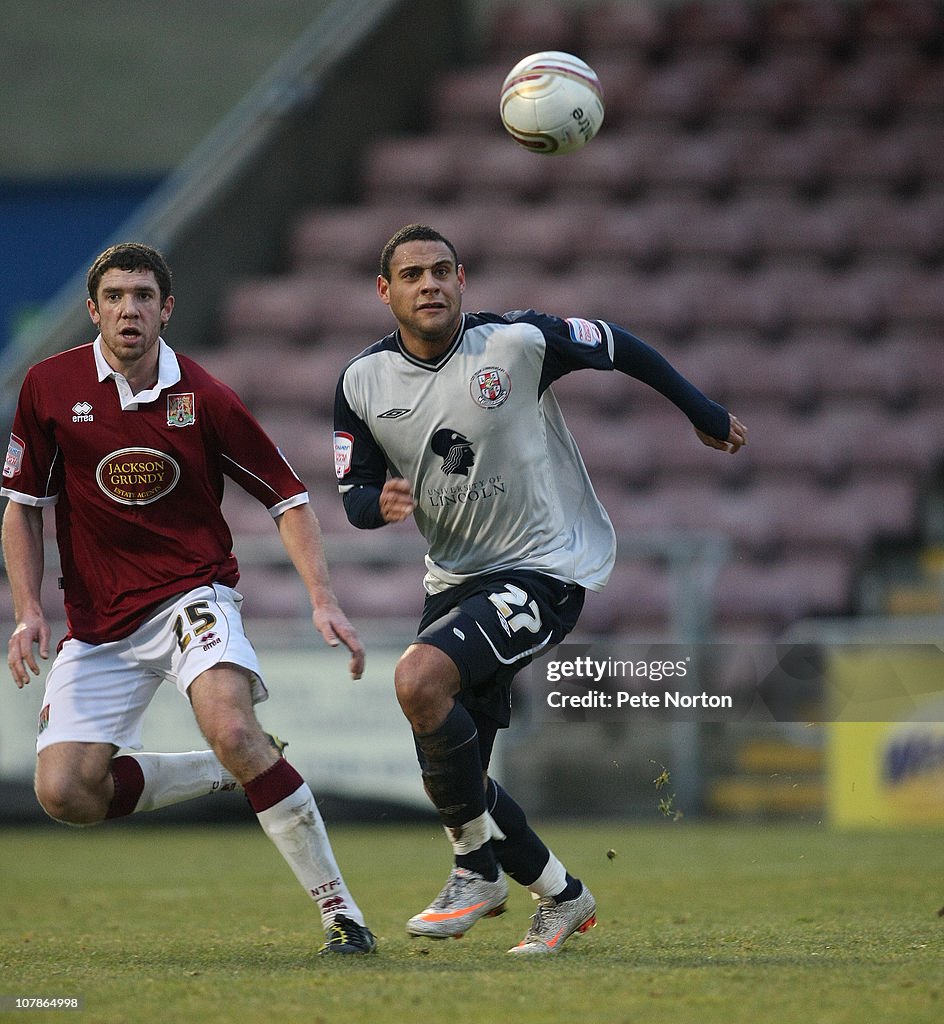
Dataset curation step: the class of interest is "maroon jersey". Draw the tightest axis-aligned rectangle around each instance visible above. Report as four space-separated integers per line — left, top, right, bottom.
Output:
2 339 307 644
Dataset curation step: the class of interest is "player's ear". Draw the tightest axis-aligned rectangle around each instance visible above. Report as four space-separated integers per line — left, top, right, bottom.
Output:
377 275 391 306
87 298 100 325
457 264 466 292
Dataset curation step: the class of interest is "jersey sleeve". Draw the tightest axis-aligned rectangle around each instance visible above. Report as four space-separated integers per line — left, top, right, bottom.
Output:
215 385 308 515
333 366 390 492
1 369 62 506
514 309 730 442
505 310 617 387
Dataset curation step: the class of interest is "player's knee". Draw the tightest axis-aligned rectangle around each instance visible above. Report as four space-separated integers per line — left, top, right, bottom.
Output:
204 714 258 766
394 645 458 725
34 773 104 826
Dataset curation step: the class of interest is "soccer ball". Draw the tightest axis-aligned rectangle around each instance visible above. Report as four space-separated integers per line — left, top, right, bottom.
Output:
499 51 604 155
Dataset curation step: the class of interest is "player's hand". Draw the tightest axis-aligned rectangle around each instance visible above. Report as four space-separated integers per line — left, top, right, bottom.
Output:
379 477 415 523
8 616 50 689
696 414 748 454
313 604 366 680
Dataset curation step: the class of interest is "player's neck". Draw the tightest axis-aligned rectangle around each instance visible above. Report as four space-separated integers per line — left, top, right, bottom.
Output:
399 317 462 362
104 350 160 395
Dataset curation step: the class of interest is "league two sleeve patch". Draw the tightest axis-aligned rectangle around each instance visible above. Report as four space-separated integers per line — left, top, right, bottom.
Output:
565 318 603 348
3 433 24 479
334 431 354 480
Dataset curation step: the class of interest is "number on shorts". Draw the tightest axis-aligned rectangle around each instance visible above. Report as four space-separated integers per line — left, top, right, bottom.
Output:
488 584 542 634
172 600 218 653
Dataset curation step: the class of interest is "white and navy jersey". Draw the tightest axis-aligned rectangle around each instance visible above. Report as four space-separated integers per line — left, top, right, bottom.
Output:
334 309 729 595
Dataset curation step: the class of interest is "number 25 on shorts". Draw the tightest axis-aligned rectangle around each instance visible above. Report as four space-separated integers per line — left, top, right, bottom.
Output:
172 600 218 653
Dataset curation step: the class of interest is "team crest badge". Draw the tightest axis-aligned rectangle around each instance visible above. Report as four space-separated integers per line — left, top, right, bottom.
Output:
167 393 195 427
470 366 511 409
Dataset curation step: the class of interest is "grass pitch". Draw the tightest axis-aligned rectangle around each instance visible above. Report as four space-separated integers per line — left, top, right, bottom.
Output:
0 819 940 1024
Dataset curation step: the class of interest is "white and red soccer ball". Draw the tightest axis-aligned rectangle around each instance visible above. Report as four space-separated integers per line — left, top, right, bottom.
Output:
500 51 605 155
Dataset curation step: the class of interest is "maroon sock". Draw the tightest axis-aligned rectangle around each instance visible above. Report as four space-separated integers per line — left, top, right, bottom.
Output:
106 755 145 819
244 758 305 813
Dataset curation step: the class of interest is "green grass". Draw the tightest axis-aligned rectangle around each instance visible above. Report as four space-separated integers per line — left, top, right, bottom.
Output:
0 821 941 1024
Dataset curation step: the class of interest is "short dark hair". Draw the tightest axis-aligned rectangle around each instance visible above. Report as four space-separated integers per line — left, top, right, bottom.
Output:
379 224 459 281
87 242 173 305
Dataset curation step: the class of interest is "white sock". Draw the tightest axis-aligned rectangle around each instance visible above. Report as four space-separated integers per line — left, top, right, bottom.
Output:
130 750 231 812
528 850 567 899
255 783 364 928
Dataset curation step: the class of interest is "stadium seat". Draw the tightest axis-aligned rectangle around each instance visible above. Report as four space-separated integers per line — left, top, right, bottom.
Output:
484 2 582 59
249 410 333 482
899 61 944 120
454 135 555 201
538 134 647 201
858 0 943 44
621 54 737 127
222 273 392 342
581 2 671 58
809 44 920 123
234 564 310 620
580 560 673 631
684 266 791 336
713 50 831 126
670 0 763 52
431 65 507 135
727 125 833 197
290 205 423 273
715 552 856 629
850 191 944 263
359 135 461 204
659 198 759 266
888 268 944 326
762 0 854 48
747 194 853 266
329 562 427 622
573 199 675 269
822 123 926 194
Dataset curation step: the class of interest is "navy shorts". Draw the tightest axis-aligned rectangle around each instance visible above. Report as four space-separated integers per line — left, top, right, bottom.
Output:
415 570 585 729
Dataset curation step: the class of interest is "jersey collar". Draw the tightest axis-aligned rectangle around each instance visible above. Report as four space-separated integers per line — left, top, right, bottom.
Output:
94 336 182 410
396 314 466 371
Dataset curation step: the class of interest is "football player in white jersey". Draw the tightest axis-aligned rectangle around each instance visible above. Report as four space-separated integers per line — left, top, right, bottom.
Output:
334 225 747 954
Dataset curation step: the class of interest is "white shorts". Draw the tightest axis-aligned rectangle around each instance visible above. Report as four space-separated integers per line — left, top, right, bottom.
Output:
36 584 267 754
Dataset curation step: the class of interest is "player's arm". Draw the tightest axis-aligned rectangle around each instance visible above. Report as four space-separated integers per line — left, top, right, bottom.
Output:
532 311 747 453
610 326 747 453
274 503 365 680
342 479 414 528
334 366 414 528
2 500 50 688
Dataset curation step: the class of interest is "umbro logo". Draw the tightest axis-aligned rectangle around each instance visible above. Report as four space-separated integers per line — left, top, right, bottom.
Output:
378 408 411 419
72 401 94 423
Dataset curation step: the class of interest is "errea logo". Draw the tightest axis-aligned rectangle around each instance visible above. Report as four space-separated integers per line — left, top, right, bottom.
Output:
72 401 94 423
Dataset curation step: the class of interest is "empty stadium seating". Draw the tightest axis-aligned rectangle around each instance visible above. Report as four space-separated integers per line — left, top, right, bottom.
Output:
198 0 944 637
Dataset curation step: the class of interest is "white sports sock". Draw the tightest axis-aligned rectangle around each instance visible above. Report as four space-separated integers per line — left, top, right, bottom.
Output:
528 850 568 899
255 783 364 928
130 750 231 812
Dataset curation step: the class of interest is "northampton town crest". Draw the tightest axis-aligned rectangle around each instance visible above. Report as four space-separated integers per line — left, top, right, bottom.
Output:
167 393 195 427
